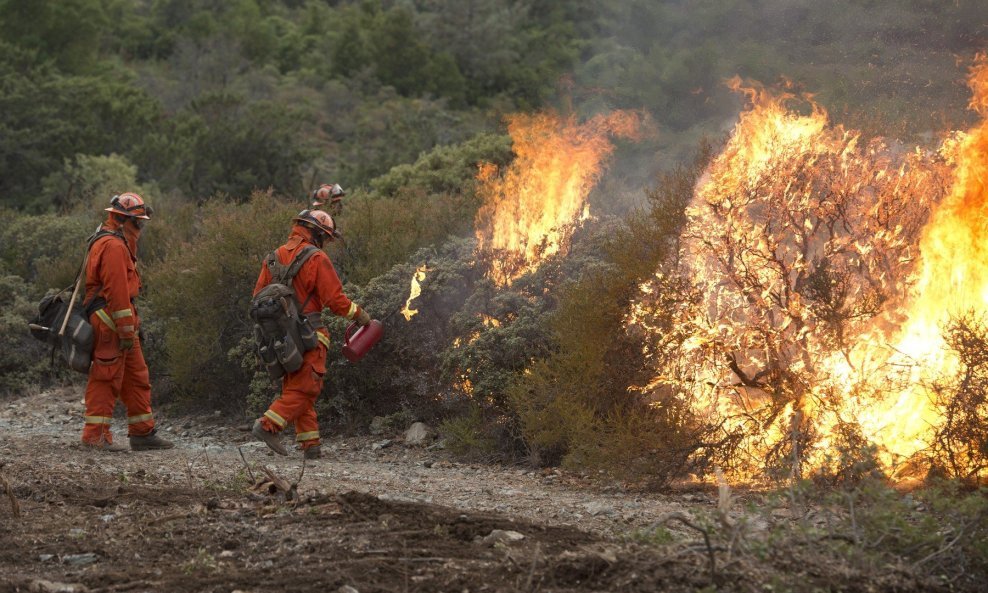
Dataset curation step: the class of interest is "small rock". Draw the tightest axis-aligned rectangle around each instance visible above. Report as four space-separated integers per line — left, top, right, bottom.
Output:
99 514 115 523
425 439 446 451
219 550 236 558
369 416 386 435
371 439 392 451
404 422 432 446
584 502 616 517
62 553 98 566
422 461 433 468
38 554 55 562
28 580 89 593
478 529 525 546
338 586 360 593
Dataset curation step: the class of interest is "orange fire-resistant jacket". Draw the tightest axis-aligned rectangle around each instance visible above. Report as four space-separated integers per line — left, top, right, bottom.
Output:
83 217 141 342
253 225 363 342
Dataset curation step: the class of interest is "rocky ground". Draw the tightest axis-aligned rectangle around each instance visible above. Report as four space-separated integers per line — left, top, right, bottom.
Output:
0 388 962 593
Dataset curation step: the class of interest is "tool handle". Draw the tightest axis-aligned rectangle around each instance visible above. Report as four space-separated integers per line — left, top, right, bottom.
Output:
58 269 85 337
344 321 359 344
29 323 50 332
58 223 101 337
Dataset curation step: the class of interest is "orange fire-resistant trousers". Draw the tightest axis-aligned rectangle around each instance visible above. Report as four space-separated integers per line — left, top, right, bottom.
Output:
259 341 327 450
82 315 155 445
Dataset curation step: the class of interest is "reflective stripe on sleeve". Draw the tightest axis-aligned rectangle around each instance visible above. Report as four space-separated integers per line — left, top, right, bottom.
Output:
127 413 153 424
345 302 358 320
317 333 330 349
111 308 133 319
264 410 287 428
95 309 116 332
84 415 113 424
295 431 320 442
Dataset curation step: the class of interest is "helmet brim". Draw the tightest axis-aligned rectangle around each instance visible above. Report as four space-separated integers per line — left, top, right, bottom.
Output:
105 206 151 220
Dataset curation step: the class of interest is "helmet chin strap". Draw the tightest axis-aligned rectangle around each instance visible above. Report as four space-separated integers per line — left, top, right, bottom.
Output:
305 224 326 248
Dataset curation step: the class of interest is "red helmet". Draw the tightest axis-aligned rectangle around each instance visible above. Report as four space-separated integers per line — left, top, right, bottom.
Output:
293 209 337 240
311 183 345 208
104 192 152 219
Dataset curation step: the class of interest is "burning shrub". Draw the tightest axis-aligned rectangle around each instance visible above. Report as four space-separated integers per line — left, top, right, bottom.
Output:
316 238 483 429
929 315 988 483
639 77 957 482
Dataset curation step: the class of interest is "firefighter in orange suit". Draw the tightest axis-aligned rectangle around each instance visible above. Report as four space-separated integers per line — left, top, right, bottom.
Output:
82 193 173 451
310 183 345 216
251 209 370 459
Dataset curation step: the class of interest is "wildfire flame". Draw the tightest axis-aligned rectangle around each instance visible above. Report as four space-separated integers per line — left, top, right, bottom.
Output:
475 110 642 284
633 61 988 481
400 265 427 321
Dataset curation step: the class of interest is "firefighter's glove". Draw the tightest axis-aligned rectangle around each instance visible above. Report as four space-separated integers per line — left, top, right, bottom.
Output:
355 307 372 327
119 337 134 351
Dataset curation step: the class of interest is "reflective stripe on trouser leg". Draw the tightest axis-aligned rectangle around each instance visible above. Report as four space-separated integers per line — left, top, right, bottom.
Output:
120 338 155 437
263 410 288 430
295 405 320 449
265 346 325 438
84 319 124 445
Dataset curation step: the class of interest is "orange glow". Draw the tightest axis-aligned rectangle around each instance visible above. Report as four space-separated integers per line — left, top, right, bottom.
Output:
400 265 427 321
475 110 641 284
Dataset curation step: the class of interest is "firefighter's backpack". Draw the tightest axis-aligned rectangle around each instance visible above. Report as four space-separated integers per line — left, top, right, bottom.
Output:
28 228 124 374
249 246 322 379
29 292 94 373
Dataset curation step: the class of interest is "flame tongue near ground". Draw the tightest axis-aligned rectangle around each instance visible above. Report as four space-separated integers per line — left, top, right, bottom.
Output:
475 110 641 284
632 64 988 480
401 265 427 321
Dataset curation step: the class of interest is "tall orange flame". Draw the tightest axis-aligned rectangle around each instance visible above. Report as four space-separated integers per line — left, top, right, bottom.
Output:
475 110 641 284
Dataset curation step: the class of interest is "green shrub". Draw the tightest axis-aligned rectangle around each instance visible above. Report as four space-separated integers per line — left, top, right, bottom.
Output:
0 209 94 289
40 153 154 216
336 131 513 284
439 403 500 461
143 191 298 408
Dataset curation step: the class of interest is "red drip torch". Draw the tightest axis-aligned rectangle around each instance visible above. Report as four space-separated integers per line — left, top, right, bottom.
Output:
341 305 408 362
342 319 383 362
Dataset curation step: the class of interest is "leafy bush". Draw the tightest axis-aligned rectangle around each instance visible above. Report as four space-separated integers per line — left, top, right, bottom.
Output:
336 132 514 284
0 209 95 289
143 191 298 408
40 153 154 216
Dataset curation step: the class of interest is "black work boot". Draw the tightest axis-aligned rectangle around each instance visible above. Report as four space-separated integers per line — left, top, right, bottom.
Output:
303 445 321 460
252 420 288 456
129 429 175 451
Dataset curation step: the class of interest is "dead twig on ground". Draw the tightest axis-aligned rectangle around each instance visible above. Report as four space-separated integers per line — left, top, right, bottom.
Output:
654 512 718 582
525 542 541 592
0 472 20 518
258 465 297 502
237 446 255 483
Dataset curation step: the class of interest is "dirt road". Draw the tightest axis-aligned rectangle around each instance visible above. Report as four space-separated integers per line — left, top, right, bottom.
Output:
0 388 950 592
